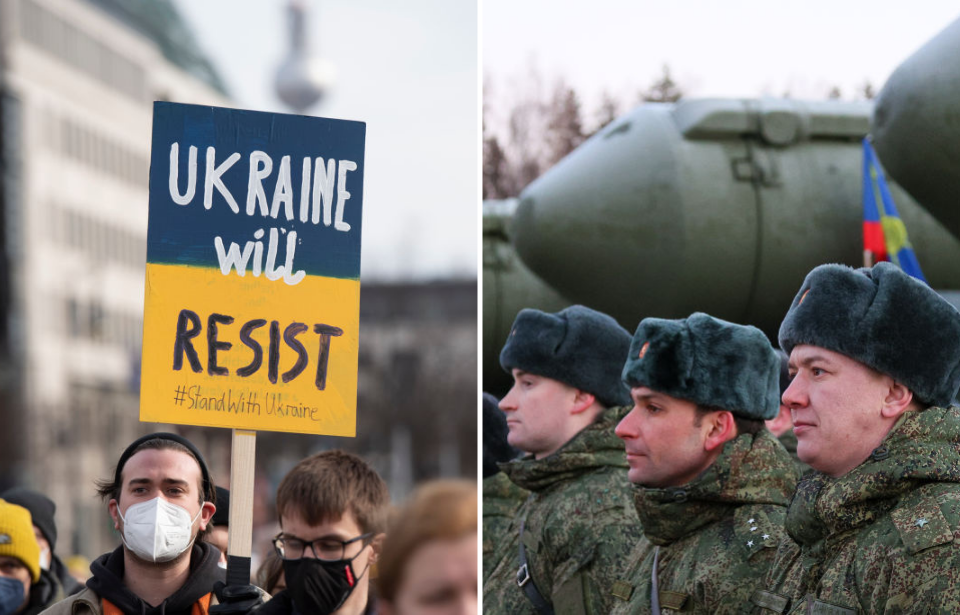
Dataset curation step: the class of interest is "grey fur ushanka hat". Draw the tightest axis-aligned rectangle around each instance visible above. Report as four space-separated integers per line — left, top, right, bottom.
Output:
779 262 960 407
500 305 632 407
621 312 781 420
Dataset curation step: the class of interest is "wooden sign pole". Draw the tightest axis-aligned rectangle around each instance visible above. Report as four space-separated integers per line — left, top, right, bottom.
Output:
226 429 257 586
139 105 365 588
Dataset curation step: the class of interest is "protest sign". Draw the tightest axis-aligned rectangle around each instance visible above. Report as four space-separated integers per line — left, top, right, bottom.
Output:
140 102 365 437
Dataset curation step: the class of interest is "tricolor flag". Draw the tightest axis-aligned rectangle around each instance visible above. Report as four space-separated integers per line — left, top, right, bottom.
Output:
862 137 927 283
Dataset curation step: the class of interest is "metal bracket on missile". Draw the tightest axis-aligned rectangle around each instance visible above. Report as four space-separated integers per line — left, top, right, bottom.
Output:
674 98 871 145
731 144 780 187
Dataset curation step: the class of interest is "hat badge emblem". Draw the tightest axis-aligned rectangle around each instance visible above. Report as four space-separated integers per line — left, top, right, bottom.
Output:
0 533 10 545
638 341 650 359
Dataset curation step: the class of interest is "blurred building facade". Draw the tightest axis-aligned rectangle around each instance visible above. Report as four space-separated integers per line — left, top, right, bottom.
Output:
0 0 230 558
0 0 477 562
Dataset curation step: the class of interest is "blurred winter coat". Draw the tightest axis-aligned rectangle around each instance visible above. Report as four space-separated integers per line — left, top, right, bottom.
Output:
755 406 960 614
609 430 797 614
482 405 642 615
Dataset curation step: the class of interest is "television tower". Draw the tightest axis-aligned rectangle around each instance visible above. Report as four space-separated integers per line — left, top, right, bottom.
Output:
275 0 335 113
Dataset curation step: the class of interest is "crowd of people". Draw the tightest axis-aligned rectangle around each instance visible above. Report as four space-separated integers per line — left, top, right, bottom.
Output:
5 259 958 615
1 433 477 615
483 261 960 613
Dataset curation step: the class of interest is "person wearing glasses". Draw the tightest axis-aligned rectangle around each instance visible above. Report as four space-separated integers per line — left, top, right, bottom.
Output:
255 450 389 615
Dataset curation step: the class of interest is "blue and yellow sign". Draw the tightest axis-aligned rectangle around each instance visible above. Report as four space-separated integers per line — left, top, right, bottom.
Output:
140 102 365 436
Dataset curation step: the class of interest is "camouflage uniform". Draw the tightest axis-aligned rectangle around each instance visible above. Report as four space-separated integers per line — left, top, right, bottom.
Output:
754 407 960 614
482 405 642 615
483 471 530 584
610 430 798 614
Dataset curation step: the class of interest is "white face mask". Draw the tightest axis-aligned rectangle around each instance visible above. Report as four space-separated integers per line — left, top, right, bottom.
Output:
38 548 50 571
117 497 203 563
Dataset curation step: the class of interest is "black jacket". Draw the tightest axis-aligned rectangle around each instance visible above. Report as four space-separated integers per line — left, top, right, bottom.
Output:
22 568 64 615
253 589 377 615
50 554 83 596
84 542 225 615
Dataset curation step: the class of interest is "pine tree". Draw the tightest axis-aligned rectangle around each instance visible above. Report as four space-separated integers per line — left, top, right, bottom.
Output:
594 90 621 133
642 65 683 103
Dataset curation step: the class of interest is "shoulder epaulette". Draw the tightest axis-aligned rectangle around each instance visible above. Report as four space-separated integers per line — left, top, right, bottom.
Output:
890 487 959 555
733 506 781 558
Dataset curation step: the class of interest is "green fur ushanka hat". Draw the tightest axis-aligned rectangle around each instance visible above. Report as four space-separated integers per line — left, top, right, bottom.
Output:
621 312 780 420
500 305 632 407
779 262 960 407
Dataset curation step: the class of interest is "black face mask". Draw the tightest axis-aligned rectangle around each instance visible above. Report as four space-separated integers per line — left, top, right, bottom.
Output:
283 556 366 615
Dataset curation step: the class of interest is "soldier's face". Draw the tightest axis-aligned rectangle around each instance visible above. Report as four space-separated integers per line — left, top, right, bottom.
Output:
616 387 714 487
500 370 580 459
784 345 896 477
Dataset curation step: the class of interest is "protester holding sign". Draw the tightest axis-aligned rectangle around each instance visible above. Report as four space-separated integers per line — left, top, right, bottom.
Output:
139 102 369 604
40 433 262 615
254 450 388 615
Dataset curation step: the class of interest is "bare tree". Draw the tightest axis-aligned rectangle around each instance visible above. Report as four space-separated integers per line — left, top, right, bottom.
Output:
506 63 549 192
483 134 511 199
483 76 513 199
545 79 585 165
483 66 638 195
593 90 621 134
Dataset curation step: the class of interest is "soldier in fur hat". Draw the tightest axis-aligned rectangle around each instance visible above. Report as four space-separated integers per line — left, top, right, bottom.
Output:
609 313 798 614
482 305 642 615
752 262 960 613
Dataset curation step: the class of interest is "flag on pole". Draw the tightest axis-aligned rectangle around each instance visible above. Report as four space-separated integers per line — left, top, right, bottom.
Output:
862 137 927 283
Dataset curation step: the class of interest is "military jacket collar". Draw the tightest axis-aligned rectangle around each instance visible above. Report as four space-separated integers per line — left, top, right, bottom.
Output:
634 430 796 545
500 405 630 492
786 406 960 548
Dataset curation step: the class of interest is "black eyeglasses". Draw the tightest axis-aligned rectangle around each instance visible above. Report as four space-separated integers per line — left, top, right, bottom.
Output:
272 532 374 561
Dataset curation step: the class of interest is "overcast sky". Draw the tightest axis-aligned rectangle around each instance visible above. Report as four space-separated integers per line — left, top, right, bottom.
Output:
172 0 478 281
484 1 960 134
170 1 960 281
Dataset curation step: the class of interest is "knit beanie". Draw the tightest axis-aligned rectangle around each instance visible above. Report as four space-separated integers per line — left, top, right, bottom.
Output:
0 488 56 553
210 486 230 527
0 499 40 582
115 432 215 501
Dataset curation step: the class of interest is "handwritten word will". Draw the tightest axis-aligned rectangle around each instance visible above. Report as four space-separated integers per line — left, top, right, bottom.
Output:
167 143 358 285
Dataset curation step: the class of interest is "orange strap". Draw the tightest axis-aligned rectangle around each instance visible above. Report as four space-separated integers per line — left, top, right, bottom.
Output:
103 592 212 615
